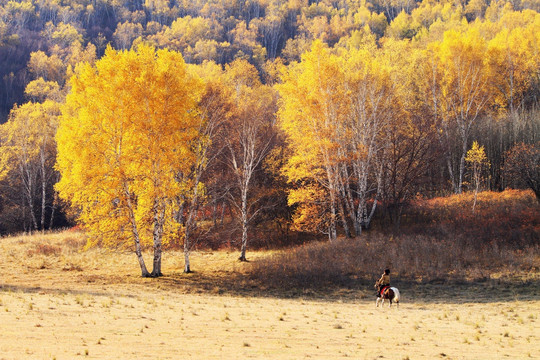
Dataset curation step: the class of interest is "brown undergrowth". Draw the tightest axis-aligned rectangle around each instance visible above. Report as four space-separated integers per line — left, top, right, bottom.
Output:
1 228 539 303
400 189 539 246
247 233 539 296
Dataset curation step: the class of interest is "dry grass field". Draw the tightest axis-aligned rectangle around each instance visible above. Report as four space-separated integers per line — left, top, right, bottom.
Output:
1 230 539 359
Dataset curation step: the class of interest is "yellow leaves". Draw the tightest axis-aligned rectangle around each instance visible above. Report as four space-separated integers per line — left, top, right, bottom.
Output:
288 184 329 232
224 58 262 90
386 10 421 39
485 19 540 112
28 50 64 83
431 28 490 122
288 183 324 206
56 44 205 249
25 78 62 102
465 141 490 167
0 100 60 184
166 15 217 49
277 38 396 232
44 21 83 48
437 28 485 69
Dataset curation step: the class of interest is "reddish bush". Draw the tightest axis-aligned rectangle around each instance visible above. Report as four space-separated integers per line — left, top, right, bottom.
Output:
27 243 62 256
400 190 539 247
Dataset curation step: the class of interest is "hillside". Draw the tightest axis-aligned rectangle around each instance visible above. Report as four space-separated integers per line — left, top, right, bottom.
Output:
0 0 538 263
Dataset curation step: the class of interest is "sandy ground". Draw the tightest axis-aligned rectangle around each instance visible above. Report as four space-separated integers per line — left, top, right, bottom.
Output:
0 287 538 359
1 231 539 359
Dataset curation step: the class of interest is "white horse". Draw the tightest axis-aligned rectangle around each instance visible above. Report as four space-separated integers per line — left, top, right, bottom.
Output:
375 285 400 308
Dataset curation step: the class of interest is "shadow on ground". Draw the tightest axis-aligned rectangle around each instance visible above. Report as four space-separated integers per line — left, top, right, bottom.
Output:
2 269 538 305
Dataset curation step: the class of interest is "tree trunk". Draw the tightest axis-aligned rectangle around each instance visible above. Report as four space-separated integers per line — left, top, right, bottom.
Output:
49 190 57 230
135 233 150 277
220 201 226 225
446 154 458 194
239 189 249 261
26 192 38 232
355 196 365 237
183 206 195 273
151 204 165 277
364 198 378 229
458 141 467 194
21 184 28 233
183 174 201 271
212 198 217 228
325 162 338 242
472 164 480 214
125 187 150 277
175 199 185 225
338 164 357 237
40 150 46 232
328 194 337 242
49 173 61 230
152 241 162 277
184 242 191 273
338 198 351 238
21 161 39 232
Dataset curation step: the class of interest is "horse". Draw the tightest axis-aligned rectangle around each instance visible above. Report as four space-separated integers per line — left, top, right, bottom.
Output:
375 282 400 308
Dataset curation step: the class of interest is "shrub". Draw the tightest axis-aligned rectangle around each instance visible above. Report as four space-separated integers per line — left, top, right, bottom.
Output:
400 190 539 247
28 244 62 256
27 243 62 256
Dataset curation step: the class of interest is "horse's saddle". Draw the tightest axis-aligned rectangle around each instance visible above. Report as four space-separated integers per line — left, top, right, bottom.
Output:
380 286 390 296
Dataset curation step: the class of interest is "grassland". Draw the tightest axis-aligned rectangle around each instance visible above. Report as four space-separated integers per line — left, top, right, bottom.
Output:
1 230 539 359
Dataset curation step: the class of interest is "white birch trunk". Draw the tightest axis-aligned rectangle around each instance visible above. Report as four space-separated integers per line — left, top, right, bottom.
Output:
124 185 150 277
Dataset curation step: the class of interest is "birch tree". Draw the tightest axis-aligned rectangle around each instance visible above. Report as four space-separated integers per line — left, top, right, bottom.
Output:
431 29 490 194
56 45 203 277
342 47 395 234
177 62 233 272
225 60 276 261
277 40 346 241
465 141 490 213
0 100 60 232
278 41 395 239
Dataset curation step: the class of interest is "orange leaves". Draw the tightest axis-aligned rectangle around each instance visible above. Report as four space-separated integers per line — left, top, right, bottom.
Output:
409 190 539 245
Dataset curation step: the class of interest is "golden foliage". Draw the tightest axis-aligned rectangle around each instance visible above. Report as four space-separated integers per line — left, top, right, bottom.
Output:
56 44 204 250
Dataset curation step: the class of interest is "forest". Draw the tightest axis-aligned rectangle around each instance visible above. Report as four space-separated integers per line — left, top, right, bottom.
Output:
0 0 539 276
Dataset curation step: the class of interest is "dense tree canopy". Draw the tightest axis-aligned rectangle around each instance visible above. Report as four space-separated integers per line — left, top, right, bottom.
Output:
0 0 539 273
56 44 203 276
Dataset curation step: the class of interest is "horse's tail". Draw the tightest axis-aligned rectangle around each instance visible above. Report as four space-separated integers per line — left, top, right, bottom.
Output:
391 287 400 303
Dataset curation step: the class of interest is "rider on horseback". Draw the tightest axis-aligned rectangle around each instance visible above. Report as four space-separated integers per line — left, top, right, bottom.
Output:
376 269 391 297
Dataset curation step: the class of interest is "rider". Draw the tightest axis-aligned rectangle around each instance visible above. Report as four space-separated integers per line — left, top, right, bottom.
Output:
376 269 391 297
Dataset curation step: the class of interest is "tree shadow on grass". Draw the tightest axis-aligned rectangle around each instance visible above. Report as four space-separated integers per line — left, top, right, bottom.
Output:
130 271 540 304
2 272 539 305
